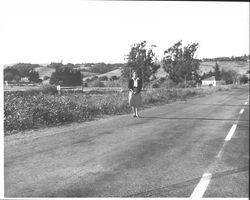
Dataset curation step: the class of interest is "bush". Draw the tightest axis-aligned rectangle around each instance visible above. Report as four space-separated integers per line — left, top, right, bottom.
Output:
91 80 105 87
43 76 50 80
110 75 118 81
240 75 249 84
152 83 160 88
159 77 166 83
99 76 108 81
91 76 99 81
105 80 122 87
41 84 58 94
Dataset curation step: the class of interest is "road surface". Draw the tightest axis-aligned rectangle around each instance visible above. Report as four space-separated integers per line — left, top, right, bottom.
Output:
4 86 249 197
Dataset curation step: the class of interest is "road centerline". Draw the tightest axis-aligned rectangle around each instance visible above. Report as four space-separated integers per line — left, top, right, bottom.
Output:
190 173 212 198
239 109 244 114
225 124 237 141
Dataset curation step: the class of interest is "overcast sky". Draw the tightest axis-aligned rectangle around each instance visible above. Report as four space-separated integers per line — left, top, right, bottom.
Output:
0 0 249 65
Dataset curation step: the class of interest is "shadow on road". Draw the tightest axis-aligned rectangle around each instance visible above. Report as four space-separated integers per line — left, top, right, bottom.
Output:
176 103 249 107
125 166 249 197
139 116 249 122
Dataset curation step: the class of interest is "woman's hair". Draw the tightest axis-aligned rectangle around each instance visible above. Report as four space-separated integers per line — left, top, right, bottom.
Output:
131 70 138 77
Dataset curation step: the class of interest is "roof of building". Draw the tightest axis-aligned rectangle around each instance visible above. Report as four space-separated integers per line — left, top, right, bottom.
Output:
202 76 216 81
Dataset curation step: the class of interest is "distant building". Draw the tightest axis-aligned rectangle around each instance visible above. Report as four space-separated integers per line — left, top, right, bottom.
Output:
202 76 226 86
20 77 29 83
202 76 217 86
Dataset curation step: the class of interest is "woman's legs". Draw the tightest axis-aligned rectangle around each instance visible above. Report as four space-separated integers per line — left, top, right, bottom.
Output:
135 107 139 117
131 106 136 117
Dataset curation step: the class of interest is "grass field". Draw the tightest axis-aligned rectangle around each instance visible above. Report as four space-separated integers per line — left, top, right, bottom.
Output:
34 65 55 77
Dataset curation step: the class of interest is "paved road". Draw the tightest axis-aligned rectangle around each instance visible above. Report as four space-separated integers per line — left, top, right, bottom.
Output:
4 86 249 197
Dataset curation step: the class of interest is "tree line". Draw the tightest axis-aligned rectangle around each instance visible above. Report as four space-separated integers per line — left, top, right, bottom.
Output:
4 41 249 86
4 63 42 83
202 54 249 62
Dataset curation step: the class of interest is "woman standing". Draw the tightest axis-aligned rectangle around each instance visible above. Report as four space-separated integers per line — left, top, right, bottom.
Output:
128 71 142 118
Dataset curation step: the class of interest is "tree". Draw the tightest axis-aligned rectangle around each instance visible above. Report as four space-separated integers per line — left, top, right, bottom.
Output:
50 67 82 86
28 70 40 83
221 69 239 84
4 67 20 81
48 62 64 69
214 62 221 80
13 75 21 82
122 41 160 83
7 63 42 77
4 72 14 82
162 40 201 84
208 70 214 78
240 75 249 84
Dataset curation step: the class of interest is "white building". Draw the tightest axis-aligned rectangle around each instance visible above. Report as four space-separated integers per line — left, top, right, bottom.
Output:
20 77 29 82
202 76 217 86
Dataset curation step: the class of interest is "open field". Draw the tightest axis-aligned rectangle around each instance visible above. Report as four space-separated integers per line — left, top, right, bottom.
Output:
83 68 122 81
34 66 55 77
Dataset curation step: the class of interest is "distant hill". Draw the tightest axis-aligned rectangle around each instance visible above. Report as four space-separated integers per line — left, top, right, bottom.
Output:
84 60 249 82
98 68 122 78
34 65 55 78
200 61 249 75
83 68 122 81
151 61 249 78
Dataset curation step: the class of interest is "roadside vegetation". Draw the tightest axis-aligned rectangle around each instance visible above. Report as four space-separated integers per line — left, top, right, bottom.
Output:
4 85 237 134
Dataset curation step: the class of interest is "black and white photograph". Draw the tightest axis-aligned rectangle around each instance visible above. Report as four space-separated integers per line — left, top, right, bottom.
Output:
0 0 249 198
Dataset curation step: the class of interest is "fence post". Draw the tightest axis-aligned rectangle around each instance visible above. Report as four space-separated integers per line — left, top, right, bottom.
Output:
57 85 61 95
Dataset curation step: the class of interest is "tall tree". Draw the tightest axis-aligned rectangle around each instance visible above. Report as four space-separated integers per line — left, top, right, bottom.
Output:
121 41 160 83
162 41 201 83
214 62 221 80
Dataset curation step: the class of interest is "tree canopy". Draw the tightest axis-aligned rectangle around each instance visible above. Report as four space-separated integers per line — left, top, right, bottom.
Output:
50 67 83 86
121 41 160 83
4 63 42 83
162 41 201 83
214 62 221 80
